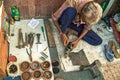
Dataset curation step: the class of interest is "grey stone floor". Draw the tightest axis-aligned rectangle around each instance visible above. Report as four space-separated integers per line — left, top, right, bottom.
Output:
49 47 104 80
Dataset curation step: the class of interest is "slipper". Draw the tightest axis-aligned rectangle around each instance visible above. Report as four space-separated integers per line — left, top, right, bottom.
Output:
104 44 114 62
108 41 120 58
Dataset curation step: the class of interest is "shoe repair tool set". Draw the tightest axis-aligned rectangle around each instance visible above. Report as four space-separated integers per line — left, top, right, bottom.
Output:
5 24 54 80
16 28 36 49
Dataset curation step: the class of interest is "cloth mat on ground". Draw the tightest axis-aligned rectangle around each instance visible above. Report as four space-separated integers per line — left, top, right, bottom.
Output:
69 49 89 66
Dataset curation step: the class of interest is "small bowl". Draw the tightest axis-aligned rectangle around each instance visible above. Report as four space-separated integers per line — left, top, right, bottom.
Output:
7 62 19 77
43 71 52 79
33 70 42 80
52 60 59 67
21 71 31 80
20 61 30 72
53 67 60 74
30 61 40 70
41 61 50 70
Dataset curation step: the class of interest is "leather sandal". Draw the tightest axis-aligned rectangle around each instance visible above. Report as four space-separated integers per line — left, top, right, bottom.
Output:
108 41 120 58
104 44 114 62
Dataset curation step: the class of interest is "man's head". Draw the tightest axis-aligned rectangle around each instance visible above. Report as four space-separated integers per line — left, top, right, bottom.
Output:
81 1 103 25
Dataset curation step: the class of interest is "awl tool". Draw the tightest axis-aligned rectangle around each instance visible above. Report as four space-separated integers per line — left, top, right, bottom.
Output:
41 26 46 41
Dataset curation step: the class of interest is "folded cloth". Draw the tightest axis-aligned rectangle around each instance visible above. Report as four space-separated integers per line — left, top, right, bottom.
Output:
3 76 21 80
104 44 114 62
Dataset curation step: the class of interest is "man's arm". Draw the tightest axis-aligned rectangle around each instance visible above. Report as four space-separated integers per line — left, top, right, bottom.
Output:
51 0 70 46
52 16 69 46
72 25 92 48
51 16 62 33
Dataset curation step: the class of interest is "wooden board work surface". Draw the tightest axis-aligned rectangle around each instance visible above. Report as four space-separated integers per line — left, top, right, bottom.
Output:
9 19 54 80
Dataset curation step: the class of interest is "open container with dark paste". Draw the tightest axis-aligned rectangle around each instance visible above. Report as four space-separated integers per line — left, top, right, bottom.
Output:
7 62 19 77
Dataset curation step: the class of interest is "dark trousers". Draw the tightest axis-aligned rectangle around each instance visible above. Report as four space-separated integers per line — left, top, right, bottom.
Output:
58 7 102 46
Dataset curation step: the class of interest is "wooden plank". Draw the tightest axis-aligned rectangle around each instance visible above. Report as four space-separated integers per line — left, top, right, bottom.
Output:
0 32 8 77
44 18 55 48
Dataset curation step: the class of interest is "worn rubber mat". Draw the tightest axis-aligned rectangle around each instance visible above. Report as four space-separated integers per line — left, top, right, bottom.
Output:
69 49 89 66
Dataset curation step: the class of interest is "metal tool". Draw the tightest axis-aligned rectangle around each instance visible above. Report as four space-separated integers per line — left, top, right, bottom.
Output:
41 52 48 58
36 33 41 44
41 26 46 41
43 47 48 51
28 33 35 48
16 28 24 49
40 56 45 61
26 48 32 62
24 33 28 46
36 33 42 52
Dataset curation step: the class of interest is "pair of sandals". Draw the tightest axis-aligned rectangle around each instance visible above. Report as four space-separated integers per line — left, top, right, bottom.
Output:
104 40 120 62
104 44 114 62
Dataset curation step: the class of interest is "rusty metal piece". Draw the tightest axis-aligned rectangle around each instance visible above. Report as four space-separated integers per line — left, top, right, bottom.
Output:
16 28 24 49
28 33 35 48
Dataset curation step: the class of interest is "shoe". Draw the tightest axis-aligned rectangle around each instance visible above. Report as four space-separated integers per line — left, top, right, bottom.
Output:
104 44 114 62
102 16 113 32
55 77 64 80
108 41 120 58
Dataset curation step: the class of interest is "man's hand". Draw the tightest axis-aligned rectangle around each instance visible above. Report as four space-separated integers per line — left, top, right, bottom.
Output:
60 33 69 46
72 39 79 49
73 19 85 27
